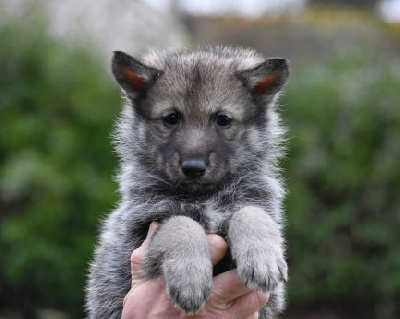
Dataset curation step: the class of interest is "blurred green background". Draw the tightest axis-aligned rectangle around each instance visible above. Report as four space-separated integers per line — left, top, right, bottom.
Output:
1 0 399 318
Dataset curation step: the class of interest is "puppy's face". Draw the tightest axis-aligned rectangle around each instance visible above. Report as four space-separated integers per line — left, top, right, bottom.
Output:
112 51 288 191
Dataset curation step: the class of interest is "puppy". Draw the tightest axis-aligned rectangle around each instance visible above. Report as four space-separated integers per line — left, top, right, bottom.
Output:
86 47 289 318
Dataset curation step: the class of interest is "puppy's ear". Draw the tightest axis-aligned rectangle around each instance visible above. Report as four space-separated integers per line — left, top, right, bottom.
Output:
236 58 289 97
111 51 162 97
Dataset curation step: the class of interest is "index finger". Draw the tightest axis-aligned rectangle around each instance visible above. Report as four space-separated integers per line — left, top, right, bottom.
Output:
207 234 228 266
209 270 252 308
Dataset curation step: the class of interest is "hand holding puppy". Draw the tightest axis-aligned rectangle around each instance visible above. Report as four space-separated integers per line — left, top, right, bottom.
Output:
122 222 269 319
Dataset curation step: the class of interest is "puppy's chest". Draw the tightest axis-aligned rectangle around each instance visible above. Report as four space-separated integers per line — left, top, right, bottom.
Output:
176 200 232 235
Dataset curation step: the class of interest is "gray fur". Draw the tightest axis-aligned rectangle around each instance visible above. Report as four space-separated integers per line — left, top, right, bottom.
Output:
146 216 213 314
86 46 289 318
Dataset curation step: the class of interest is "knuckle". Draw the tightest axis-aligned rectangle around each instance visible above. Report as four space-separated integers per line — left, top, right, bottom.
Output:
208 295 232 310
130 247 144 264
208 234 228 251
254 291 269 307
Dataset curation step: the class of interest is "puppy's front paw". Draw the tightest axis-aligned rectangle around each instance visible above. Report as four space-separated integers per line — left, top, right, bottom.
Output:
163 258 213 314
236 247 287 293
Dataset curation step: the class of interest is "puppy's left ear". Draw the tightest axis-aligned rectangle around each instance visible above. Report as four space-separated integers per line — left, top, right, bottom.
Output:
236 58 289 97
111 51 162 98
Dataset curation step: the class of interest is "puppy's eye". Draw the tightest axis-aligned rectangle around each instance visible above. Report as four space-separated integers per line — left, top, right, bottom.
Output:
216 114 232 127
163 112 180 126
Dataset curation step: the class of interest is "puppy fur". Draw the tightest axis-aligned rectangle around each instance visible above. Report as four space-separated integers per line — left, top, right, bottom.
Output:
86 46 289 318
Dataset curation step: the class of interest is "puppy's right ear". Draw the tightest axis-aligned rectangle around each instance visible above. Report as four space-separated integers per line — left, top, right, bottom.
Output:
111 51 162 98
236 58 289 98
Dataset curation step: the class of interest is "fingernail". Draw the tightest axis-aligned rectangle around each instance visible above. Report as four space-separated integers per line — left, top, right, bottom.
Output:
147 221 158 237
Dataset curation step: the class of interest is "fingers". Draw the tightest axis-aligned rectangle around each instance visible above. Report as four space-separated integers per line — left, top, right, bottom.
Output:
130 222 159 281
126 228 267 318
208 270 268 317
229 291 269 318
208 270 252 308
207 234 228 266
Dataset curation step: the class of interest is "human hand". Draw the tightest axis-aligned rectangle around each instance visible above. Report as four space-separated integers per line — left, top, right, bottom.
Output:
122 222 269 319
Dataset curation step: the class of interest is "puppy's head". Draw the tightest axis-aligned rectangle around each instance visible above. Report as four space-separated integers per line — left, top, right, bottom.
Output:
112 48 289 192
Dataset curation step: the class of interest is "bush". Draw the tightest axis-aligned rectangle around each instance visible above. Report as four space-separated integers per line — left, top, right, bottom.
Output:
0 9 118 318
283 53 400 318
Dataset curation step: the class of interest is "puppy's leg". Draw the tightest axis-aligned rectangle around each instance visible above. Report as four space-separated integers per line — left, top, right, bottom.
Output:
228 206 287 297
145 216 212 314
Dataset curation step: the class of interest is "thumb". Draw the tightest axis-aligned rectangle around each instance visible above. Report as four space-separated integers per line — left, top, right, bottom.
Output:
123 222 158 308
130 221 159 281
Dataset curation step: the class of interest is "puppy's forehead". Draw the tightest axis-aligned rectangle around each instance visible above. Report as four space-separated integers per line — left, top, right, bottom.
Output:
143 50 263 119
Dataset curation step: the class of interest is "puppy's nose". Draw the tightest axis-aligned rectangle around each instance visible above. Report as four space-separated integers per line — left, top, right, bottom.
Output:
181 159 206 178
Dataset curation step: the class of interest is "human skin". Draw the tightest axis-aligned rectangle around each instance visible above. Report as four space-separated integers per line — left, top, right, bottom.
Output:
122 222 269 319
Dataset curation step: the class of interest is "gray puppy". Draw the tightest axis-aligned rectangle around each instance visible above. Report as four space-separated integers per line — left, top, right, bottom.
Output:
86 47 289 318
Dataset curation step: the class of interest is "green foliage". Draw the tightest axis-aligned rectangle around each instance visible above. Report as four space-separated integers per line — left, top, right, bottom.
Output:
0 9 119 318
283 53 400 318
1 8 400 319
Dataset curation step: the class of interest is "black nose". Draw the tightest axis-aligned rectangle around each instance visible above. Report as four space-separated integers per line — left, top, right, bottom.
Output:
181 159 206 178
